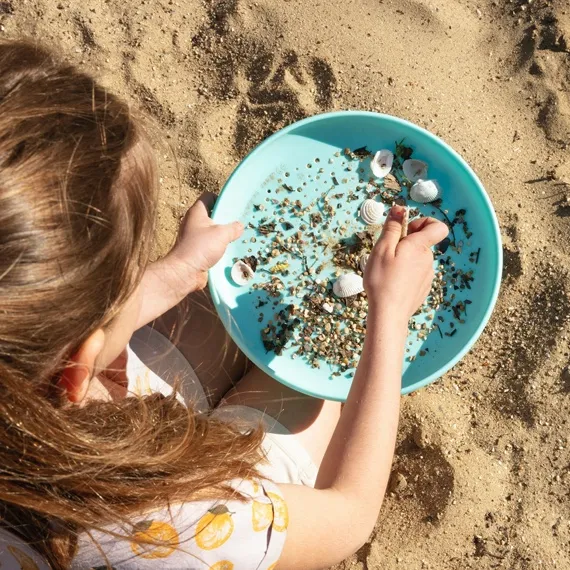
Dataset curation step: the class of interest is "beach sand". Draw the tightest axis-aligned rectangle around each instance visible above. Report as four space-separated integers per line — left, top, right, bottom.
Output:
3 0 569 568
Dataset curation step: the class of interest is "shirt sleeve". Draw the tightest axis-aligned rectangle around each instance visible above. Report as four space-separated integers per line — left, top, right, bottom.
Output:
71 477 288 570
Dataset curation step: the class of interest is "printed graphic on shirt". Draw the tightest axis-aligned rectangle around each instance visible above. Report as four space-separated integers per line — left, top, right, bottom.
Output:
129 520 180 559
209 561 234 570
267 492 289 532
195 505 235 550
252 496 273 531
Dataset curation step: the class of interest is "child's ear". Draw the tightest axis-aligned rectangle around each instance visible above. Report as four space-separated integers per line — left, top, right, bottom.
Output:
58 329 106 403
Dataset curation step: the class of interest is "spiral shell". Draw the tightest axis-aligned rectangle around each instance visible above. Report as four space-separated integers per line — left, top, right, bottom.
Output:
359 199 384 225
332 273 365 298
402 159 428 182
410 179 441 203
370 149 394 179
230 260 255 286
359 253 370 272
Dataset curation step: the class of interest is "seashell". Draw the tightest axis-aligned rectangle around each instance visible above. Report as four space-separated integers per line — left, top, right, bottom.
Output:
332 273 365 298
402 159 428 182
230 260 255 286
359 253 370 272
359 199 384 225
322 302 334 314
384 173 401 192
242 255 258 271
370 149 394 179
410 179 441 203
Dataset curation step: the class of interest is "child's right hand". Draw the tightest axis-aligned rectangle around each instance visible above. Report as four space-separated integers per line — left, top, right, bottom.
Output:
364 205 449 324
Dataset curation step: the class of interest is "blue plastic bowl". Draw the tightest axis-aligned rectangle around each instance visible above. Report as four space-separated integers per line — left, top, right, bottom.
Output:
209 111 502 401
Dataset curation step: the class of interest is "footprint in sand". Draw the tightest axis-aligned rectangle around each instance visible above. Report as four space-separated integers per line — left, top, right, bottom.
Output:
355 393 511 570
74 14 97 51
234 48 336 156
501 216 525 281
492 258 570 424
191 0 337 158
520 8 570 144
0 1 13 16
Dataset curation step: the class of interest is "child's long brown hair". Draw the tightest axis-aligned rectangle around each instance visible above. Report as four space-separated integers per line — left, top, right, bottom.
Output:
0 41 263 567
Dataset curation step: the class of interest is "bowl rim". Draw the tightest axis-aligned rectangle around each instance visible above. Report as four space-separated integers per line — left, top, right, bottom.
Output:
209 110 503 400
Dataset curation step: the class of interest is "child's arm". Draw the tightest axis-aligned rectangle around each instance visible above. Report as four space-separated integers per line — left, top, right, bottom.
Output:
135 193 243 329
277 208 449 570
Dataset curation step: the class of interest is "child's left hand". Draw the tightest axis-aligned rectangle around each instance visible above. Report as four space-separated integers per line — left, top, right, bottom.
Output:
169 192 244 290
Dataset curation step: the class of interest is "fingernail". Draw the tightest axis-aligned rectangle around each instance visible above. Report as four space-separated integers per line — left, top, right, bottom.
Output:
389 205 405 222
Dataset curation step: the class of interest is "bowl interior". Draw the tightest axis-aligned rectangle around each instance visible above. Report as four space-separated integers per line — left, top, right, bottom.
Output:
210 111 501 401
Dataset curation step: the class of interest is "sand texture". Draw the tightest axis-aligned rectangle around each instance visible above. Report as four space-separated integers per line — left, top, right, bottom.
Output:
3 0 570 568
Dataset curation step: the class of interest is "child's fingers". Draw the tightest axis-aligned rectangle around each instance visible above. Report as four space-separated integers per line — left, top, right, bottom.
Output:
190 191 218 219
407 216 443 234
407 217 430 234
405 218 449 248
217 221 244 243
376 205 406 255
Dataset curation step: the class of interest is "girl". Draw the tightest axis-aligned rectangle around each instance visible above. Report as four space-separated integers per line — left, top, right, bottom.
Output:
0 41 448 570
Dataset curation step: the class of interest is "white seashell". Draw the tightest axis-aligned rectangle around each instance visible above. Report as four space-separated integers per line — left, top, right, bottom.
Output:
230 260 255 286
359 253 370 272
322 302 334 314
332 273 365 298
410 179 442 203
359 199 384 225
402 159 428 182
370 149 394 179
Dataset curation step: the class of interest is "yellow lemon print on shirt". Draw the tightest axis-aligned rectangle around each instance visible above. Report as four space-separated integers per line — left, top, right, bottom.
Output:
209 561 234 570
7 546 40 570
130 520 179 559
195 505 234 550
252 496 273 532
267 563 278 570
267 492 289 532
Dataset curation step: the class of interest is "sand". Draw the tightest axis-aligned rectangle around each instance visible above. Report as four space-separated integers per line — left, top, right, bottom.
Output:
3 0 570 568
